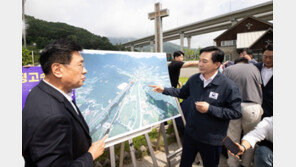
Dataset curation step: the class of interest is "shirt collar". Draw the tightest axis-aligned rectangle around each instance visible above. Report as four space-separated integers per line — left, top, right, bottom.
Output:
199 70 218 82
262 64 273 70
42 79 73 102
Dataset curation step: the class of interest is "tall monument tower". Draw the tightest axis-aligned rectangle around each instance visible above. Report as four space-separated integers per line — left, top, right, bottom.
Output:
148 3 169 52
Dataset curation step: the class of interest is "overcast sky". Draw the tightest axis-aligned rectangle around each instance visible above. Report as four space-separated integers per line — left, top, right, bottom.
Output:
25 0 272 48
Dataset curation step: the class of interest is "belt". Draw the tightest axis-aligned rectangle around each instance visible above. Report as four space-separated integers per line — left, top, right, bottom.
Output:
242 100 254 103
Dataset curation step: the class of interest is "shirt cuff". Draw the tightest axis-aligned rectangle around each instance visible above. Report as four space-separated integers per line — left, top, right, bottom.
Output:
242 135 257 148
85 152 94 166
162 88 169 95
207 105 214 115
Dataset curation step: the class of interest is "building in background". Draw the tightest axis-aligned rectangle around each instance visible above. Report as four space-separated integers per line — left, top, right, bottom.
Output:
214 17 273 62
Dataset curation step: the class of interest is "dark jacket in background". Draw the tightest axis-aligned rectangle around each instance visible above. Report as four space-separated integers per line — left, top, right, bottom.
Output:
255 62 273 118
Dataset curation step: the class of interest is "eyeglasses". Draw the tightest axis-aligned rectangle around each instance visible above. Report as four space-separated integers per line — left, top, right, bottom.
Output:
263 55 273 60
62 64 85 71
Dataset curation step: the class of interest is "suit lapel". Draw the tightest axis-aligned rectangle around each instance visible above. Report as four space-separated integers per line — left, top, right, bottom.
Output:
72 102 90 133
64 99 91 139
259 63 263 71
38 80 91 139
266 76 273 87
259 63 273 88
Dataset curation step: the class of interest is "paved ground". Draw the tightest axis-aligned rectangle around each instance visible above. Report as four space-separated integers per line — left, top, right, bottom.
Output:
167 61 199 78
124 142 229 167
179 65 199 78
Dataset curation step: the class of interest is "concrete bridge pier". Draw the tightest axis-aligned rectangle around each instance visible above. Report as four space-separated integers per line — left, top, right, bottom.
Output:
187 36 191 50
130 45 134 51
150 40 154 52
180 32 184 51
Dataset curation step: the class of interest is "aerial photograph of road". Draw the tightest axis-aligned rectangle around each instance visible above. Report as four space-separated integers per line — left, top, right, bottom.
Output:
75 50 181 142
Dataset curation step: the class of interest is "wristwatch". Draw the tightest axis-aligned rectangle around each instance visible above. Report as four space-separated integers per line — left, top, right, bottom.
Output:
241 144 247 153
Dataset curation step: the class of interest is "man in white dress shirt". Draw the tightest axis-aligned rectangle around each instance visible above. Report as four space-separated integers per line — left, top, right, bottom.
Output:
228 116 273 167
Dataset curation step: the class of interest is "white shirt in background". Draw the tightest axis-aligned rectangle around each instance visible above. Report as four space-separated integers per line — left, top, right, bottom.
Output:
261 65 273 86
242 116 273 148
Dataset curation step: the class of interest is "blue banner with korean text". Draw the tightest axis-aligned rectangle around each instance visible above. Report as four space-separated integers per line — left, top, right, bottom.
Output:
22 66 76 110
22 66 45 109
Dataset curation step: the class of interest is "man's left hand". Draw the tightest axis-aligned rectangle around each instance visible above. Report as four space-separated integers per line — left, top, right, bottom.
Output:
195 101 209 113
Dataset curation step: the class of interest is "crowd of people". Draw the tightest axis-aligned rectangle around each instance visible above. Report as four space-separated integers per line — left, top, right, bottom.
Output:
22 38 273 167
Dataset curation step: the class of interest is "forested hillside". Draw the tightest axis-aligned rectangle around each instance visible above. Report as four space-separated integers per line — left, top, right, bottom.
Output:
25 15 125 51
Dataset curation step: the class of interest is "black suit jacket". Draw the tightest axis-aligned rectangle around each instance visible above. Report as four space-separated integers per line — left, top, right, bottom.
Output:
22 80 94 167
255 62 273 118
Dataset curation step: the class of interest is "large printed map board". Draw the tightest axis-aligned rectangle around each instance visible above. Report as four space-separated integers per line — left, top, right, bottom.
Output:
76 50 181 143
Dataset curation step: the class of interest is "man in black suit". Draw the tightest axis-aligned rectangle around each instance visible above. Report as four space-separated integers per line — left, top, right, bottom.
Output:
22 39 107 166
255 44 273 118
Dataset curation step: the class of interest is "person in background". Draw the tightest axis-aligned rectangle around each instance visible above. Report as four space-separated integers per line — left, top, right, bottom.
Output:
241 48 258 64
221 48 257 70
228 117 273 167
255 44 273 118
168 50 198 135
168 51 198 88
223 57 263 167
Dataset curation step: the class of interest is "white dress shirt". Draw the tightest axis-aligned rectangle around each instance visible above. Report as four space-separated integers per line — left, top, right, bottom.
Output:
43 79 79 115
261 65 273 86
199 70 218 88
242 116 273 148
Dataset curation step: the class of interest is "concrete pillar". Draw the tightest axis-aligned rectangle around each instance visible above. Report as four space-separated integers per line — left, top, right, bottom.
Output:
154 14 164 52
150 40 154 52
180 32 184 52
187 36 191 50
140 46 144 52
130 45 134 52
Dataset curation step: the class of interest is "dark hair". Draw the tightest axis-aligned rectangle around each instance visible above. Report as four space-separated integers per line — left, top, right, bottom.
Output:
263 44 273 52
243 48 252 55
234 57 249 64
199 46 224 63
173 51 184 59
39 39 82 75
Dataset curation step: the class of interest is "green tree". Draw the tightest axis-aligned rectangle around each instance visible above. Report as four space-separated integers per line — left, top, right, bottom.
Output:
22 47 32 66
196 47 202 60
67 35 78 43
184 48 198 60
25 15 125 51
